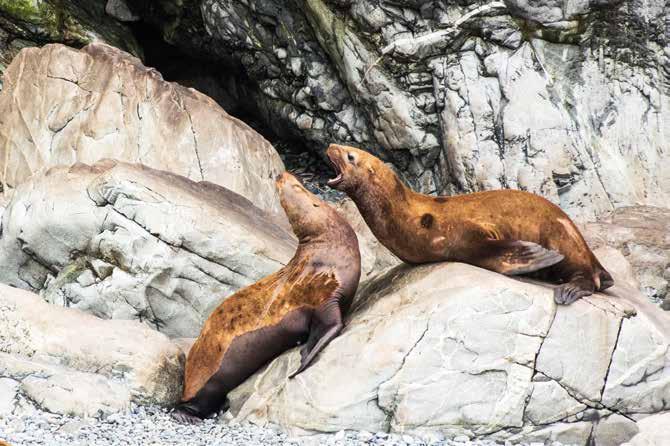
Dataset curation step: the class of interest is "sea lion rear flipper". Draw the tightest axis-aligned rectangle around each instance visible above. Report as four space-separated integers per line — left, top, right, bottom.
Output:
289 299 343 379
468 239 565 275
554 277 595 305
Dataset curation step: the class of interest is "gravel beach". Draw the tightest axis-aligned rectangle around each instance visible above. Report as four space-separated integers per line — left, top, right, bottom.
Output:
0 406 565 446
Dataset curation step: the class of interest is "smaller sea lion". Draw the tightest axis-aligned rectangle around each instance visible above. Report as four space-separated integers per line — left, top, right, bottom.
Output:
173 172 361 423
326 144 613 304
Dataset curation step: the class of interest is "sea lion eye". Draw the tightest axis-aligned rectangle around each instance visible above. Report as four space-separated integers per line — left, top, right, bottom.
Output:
347 152 355 162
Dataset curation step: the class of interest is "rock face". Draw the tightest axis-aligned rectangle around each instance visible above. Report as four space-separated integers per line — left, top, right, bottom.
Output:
228 260 670 445
0 42 286 215
129 0 668 220
0 160 296 338
0 283 184 417
582 206 670 309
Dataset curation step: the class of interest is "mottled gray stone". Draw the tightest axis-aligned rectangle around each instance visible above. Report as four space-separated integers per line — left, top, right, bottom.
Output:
0 161 296 337
227 259 670 442
128 0 669 221
105 0 139 22
623 413 670 446
0 377 19 414
593 414 639 446
525 379 587 425
582 206 670 308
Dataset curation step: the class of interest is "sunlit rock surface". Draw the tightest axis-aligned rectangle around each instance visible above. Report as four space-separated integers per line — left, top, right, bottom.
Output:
0 283 184 418
229 261 669 445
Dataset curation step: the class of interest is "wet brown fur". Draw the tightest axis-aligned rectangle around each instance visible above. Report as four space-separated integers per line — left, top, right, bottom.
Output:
326 144 612 302
178 173 361 417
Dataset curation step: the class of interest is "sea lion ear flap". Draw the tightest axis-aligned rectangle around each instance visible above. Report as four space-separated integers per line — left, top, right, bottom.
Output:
367 166 375 175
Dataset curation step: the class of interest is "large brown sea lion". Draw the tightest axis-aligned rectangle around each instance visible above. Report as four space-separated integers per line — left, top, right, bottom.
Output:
173 172 361 422
325 144 613 304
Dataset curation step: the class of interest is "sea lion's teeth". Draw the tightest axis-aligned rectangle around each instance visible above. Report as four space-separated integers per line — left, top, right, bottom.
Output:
327 174 343 186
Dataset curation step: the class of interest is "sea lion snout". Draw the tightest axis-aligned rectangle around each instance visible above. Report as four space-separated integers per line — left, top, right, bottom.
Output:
326 144 360 189
276 171 334 240
326 145 385 191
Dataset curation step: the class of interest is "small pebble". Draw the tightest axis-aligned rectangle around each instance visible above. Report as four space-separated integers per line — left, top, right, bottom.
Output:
0 406 571 446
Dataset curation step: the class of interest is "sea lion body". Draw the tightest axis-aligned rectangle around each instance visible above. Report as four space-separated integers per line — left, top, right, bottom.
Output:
174 173 361 422
326 144 612 304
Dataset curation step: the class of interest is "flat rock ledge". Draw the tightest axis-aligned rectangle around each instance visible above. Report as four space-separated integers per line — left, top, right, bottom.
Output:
0 284 183 418
228 262 670 446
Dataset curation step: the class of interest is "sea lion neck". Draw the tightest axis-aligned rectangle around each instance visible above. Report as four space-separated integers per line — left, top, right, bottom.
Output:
294 209 358 252
347 171 419 242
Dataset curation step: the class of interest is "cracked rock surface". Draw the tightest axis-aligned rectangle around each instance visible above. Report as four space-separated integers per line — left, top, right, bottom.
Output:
128 0 668 220
0 160 296 338
0 42 286 215
0 283 184 418
227 261 670 445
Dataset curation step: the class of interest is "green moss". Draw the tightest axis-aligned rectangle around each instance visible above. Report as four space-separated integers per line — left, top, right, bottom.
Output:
51 258 88 287
0 0 59 29
0 0 90 45
304 0 344 57
0 0 144 55
40 257 88 306
513 16 585 45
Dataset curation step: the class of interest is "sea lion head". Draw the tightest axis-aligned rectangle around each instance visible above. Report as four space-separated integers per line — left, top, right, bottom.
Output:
325 144 390 192
276 172 332 241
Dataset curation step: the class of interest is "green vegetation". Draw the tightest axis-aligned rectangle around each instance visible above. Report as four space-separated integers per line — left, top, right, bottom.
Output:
0 0 59 29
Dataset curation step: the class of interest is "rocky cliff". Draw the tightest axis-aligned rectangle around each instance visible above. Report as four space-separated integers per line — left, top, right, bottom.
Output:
125 0 669 220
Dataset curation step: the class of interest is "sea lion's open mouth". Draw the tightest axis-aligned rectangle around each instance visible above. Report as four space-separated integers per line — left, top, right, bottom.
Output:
327 155 344 187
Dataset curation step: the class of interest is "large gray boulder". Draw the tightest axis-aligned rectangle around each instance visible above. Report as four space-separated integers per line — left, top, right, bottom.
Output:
0 160 296 338
0 42 286 215
0 283 183 418
228 259 670 445
129 0 668 220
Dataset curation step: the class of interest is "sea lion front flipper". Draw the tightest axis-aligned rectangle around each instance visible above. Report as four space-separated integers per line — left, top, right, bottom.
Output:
467 239 565 275
289 299 343 379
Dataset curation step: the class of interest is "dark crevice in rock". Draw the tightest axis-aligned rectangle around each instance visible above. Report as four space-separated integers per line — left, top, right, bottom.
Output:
373 320 430 432
127 20 341 201
599 316 624 400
